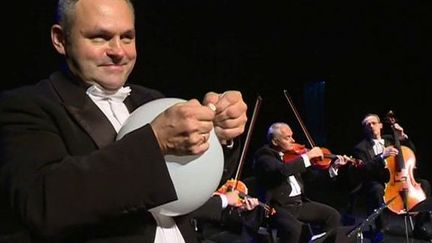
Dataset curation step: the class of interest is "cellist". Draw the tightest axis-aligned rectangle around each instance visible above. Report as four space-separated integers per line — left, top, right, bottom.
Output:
352 113 431 241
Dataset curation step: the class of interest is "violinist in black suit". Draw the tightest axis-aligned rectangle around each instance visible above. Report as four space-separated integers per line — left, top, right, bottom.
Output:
0 0 249 242
353 113 431 241
253 122 352 243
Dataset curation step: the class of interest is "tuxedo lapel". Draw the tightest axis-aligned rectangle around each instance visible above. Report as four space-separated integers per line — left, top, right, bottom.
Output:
66 103 117 148
122 85 157 113
366 139 376 158
49 72 117 148
123 95 136 113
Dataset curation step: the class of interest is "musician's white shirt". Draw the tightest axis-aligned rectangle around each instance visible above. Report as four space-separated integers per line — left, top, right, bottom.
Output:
280 152 339 197
87 85 185 243
152 212 185 243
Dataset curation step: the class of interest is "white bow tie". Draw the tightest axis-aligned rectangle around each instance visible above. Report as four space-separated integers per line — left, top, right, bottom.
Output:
86 85 131 103
373 139 384 146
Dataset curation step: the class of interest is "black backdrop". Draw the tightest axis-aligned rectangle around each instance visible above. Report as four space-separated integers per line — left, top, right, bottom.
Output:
4 0 432 207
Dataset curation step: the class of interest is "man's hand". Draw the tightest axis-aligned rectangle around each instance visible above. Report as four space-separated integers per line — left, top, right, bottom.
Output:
393 123 408 140
306 147 324 161
150 99 216 155
333 155 351 168
382 146 399 159
202 91 247 144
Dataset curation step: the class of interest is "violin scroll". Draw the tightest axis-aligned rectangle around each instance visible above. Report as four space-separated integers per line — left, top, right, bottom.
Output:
386 110 397 124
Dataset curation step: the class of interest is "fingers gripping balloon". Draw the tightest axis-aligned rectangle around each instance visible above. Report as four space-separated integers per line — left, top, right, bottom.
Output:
117 98 224 216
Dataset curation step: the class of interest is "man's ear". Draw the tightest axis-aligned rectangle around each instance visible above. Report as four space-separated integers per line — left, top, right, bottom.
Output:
51 24 66 55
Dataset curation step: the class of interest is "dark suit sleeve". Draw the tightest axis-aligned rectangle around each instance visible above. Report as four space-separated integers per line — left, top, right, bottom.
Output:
353 144 385 172
190 137 242 222
352 140 392 183
188 196 224 223
0 91 177 237
254 148 307 178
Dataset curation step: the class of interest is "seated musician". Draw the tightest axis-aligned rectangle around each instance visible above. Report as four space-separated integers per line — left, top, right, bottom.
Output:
253 122 353 243
352 113 431 241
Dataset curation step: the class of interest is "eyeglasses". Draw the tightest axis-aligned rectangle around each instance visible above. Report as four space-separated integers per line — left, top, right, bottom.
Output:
365 121 379 126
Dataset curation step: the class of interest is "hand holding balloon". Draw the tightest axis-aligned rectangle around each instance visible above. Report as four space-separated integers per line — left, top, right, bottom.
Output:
202 91 248 144
150 99 216 156
117 98 224 216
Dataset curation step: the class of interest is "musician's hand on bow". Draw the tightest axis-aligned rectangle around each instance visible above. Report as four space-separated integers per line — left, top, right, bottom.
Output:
202 91 247 144
224 190 259 211
151 99 216 155
382 146 399 159
224 190 243 207
306 147 324 160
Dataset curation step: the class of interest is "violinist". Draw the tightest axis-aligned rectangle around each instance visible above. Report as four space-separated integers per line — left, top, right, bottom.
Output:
352 113 431 241
253 122 353 243
193 149 263 243
193 189 261 243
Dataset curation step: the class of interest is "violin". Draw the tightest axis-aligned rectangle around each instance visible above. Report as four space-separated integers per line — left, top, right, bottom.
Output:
285 143 308 155
283 143 363 169
282 90 363 170
217 179 276 217
216 96 275 217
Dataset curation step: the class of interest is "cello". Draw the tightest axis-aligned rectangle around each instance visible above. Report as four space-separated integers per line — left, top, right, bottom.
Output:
383 110 426 214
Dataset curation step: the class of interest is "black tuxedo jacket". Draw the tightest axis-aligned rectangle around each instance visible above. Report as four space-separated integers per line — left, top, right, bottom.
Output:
353 134 416 183
253 145 308 207
0 71 234 243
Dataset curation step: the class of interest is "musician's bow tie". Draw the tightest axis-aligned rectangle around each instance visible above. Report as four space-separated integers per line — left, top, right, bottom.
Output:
373 139 384 146
86 84 131 102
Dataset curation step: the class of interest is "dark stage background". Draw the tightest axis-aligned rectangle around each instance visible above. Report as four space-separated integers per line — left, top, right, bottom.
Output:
4 1 432 207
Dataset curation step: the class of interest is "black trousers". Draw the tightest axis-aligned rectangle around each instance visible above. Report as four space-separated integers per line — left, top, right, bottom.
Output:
270 198 341 243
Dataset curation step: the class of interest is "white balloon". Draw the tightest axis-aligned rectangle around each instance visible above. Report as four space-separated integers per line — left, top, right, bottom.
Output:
116 98 224 216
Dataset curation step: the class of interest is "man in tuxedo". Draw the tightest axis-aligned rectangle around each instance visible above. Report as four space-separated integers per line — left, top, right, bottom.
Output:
253 122 352 243
0 0 249 242
353 113 431 241
194 180 263 243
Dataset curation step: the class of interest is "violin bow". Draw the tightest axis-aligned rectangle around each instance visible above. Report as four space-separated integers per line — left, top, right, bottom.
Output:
230 95 276 215
283 89 316 148
233 95 263 188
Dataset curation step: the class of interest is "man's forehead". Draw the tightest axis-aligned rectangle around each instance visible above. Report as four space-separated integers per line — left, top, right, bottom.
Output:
363 115 380 124
281 126 292 134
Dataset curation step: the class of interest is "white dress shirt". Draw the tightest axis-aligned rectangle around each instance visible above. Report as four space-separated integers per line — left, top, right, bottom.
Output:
86 84 131 132
373 138 385 155
280 152 311 197
86 84 185 243
281 151 339 197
